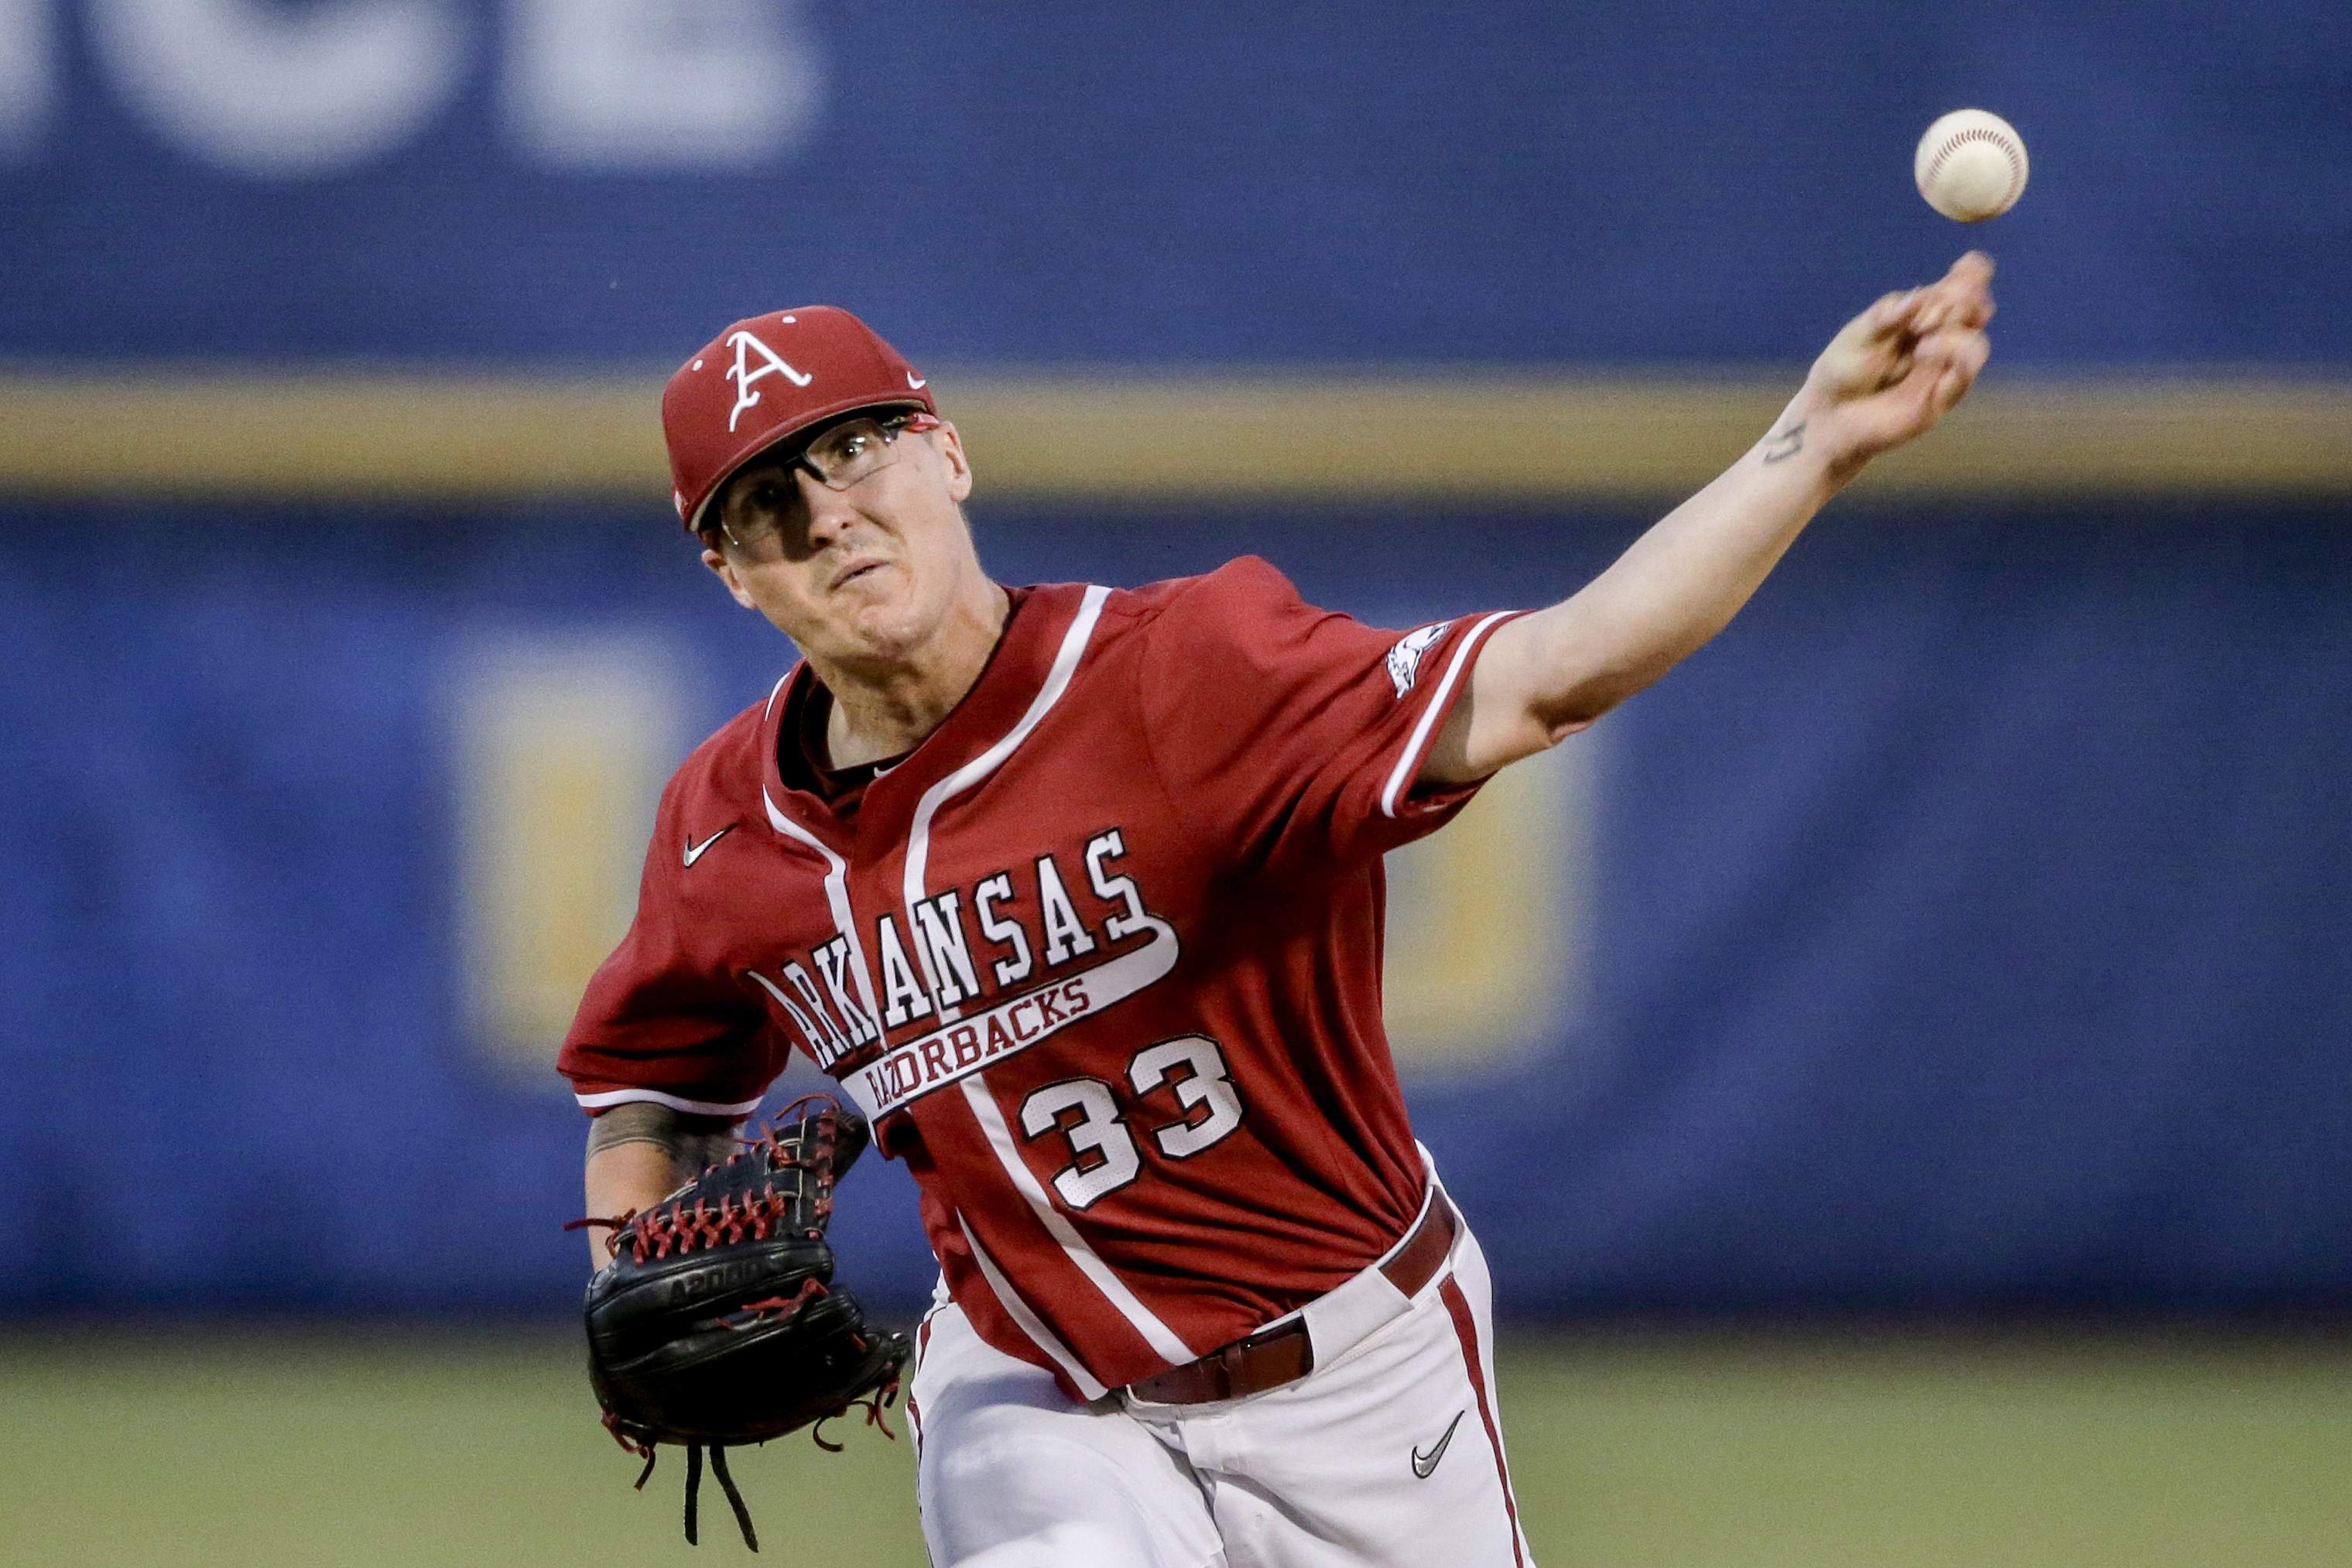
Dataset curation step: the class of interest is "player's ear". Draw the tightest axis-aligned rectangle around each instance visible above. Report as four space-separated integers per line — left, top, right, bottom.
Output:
701 543 761 610
928 419 974 503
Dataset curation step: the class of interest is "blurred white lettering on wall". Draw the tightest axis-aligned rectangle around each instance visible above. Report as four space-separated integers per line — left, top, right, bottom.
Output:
87 0 466 177
1382 736 1590 1075
454 630 683 1077
0 0 51 160
503 0 821 171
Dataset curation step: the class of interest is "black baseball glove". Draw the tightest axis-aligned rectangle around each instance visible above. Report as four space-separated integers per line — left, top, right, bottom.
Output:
577 1097 911 1551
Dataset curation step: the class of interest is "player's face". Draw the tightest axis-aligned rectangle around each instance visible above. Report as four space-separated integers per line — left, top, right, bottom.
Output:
701 419 984 672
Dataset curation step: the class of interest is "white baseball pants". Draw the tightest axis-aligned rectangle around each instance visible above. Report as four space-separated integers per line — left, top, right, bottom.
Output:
907 1217 1534 1568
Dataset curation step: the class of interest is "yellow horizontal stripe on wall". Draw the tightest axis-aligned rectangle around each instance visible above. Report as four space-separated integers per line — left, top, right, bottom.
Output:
1 370 2346 504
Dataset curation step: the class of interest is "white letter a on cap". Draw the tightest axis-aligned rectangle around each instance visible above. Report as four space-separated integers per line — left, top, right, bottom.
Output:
724 329 813 431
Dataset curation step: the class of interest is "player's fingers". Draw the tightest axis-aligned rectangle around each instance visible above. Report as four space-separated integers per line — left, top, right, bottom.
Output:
1926 253 1998 330
1861 289 1919 338
1946 279 1996 330
1932 363 1974 416
1915 252 1995 323
1819 285 1946 400
1957 327 1991 375
1913 327 1974 367
1926 332 1990 413
1951 330 1992 389
1947 249 1996 286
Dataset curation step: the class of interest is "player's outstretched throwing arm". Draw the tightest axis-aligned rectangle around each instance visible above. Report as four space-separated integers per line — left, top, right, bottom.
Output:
1420 252 1996 788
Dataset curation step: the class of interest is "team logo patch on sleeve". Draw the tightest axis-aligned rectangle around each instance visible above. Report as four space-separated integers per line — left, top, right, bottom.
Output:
1386 622 1451 698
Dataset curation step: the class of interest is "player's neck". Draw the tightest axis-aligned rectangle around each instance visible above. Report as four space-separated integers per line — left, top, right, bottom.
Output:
817 578 1012 769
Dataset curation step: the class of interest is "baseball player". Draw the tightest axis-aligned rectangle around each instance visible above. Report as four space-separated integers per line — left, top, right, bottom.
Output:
561 254 1996 1566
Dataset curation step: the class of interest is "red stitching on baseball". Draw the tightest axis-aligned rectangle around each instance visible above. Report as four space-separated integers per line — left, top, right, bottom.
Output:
1924 127 2025 201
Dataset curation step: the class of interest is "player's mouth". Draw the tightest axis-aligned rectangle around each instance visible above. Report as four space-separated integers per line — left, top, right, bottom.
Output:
830 557 890 591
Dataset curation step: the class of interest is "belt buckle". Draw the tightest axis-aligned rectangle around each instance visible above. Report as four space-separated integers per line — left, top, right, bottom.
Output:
1215 1333 1258 1397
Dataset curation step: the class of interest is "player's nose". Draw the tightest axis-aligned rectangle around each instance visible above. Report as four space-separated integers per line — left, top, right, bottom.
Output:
793 467 862 549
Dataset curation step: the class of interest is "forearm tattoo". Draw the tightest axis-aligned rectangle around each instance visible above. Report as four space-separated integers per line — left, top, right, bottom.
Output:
586 1100 744 1180
1761 420 1806 463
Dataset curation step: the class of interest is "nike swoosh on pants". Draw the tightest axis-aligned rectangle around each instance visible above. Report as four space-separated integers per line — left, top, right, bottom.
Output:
1412 1409 1467 1478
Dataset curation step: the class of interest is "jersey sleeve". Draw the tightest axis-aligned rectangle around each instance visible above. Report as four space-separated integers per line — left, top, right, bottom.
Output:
556 767 787 1118
1135 556 1522 872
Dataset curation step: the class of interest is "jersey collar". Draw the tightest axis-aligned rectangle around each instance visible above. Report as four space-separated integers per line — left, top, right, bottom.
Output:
758 582 1093 838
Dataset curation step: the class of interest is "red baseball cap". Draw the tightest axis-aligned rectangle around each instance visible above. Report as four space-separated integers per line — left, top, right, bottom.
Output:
661 306 938 532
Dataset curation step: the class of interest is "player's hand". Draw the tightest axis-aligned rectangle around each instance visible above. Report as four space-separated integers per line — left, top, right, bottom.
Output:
1789 251 1994 481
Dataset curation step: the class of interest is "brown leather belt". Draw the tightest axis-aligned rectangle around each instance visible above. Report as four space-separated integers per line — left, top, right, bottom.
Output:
1126 1191 1457 1405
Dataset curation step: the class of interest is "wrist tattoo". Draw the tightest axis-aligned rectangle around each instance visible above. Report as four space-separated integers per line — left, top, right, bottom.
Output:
1761 421 1806 464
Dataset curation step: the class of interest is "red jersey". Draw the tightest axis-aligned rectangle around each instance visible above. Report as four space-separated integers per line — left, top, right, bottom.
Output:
560 557 1518 1396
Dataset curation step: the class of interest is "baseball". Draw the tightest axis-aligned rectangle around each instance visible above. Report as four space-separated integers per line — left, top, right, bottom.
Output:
1914 108 2028 222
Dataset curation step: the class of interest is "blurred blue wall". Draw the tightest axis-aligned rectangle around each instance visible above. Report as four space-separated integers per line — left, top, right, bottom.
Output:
1 1 2346 365
2 2 2348 1319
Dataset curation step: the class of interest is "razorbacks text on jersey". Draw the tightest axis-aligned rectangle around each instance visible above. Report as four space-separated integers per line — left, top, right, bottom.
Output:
560 556 1521 1395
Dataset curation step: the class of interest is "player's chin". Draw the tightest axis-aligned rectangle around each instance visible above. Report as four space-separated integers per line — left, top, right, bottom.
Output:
833 584 935 652
825 566 909 621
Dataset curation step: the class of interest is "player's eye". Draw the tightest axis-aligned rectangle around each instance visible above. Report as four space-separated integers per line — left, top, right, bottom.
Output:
794 416 911 491
816 431 874 473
